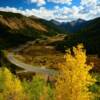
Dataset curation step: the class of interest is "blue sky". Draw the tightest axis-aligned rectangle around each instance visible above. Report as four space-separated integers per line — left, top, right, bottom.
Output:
0 0 100 22
0 0 80 9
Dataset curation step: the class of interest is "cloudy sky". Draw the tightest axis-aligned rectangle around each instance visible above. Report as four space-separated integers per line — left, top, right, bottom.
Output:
0 0 100 22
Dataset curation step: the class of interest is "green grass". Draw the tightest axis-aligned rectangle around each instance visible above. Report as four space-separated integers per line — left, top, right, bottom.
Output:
90 73 100 100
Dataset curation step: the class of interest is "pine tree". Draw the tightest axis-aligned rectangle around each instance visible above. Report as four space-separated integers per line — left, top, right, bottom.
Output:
55 44 96 100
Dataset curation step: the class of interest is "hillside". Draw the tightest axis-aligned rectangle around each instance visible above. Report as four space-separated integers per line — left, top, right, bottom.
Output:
0 11 67 49
77 17 100 54
54 17 100 55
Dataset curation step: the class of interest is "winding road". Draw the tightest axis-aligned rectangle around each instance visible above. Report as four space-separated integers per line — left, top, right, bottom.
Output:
6 53 57 76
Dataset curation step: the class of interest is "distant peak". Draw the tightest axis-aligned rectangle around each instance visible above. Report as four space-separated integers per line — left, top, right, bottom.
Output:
77 18 86 22
50 19 61 25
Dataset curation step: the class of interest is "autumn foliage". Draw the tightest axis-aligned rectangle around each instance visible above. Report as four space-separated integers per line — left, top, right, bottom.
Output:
0 68 54 100
0 68 25 100
55 44 96 100
0 44 96 100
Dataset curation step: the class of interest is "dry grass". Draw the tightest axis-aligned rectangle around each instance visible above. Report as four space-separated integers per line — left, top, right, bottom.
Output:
14 47 100 71
13 35 67 69
14 44 65 69
0 16 47 31
13 35 100 71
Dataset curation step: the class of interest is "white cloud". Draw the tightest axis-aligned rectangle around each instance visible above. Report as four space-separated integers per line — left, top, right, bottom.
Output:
79 0 100 20
0 6 23 14
28 0 46 6
80 0 97 6
80 0 99 12
28 0 72 5
0 2 100 22
81 0 97 6
0 6 54 19
48 0 72 5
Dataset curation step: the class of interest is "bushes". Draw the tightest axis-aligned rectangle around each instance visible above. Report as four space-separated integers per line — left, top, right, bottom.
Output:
0 68 54 100
0 44 97 100
22 75 54 100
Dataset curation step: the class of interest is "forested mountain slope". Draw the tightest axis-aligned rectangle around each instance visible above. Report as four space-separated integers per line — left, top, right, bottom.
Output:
0 11 67 49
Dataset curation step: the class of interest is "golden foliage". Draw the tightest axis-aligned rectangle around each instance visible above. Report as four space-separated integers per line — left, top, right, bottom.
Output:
55 44 96 100
0 68 54 100
0 68 26 100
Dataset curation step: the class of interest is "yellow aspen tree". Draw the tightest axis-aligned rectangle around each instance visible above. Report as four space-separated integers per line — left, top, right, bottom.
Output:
55 44 96 100
1 68 26 100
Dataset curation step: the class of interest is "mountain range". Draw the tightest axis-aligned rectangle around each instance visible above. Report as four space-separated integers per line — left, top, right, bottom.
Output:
0 11 67 49
54 17 100 55
59 19 87 33
0 11 100 56
51 18 99 34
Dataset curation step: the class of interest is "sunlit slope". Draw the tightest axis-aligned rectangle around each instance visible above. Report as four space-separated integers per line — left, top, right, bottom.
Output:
0 11 67 49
